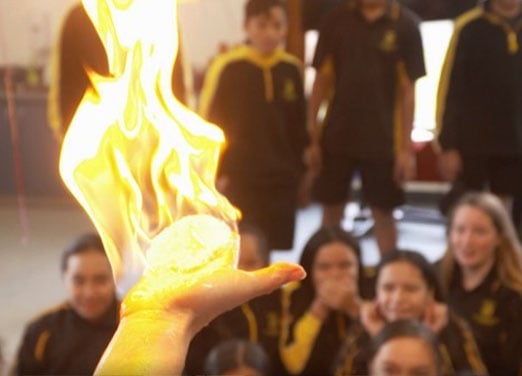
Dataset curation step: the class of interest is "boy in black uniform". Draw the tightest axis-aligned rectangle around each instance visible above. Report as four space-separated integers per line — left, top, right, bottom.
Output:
308 0 426 255
437 0 522 212
15 233 119 375
199 0 309 251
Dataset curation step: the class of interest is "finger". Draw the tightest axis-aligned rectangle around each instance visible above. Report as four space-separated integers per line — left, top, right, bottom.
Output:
202 263 306 310
247 262 306 298
185 263 306 331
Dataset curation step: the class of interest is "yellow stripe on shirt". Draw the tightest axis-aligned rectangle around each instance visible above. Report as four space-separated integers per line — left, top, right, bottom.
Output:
34 330 51 362
434 6 484 150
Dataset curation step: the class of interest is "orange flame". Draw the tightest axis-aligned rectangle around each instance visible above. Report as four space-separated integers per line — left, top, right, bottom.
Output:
59 0 238 292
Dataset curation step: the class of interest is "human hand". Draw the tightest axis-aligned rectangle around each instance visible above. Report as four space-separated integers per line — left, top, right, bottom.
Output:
96 262 304 375
422 300 448 334
95 217 305 375
438 149 461 181
394 150 416 184
316 277 360 317
360 300 386 337
123 261 305 336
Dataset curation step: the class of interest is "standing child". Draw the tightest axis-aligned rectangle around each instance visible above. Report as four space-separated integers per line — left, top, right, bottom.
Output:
436 0 522 213
199 0 309 250
307 0 426 255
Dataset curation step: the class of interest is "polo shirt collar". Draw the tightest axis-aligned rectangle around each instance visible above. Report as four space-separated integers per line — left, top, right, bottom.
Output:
453 265 500 295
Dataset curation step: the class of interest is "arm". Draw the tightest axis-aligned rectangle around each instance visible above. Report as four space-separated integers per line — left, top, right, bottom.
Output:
394 16 426 184
198 55 228 122
278 283 329 375
198 54 232 192
279 277 360 375
279 305 325 375
15 323 47 375
435 25 468 181
305 63 334 174
305 8 336 175
95 264 305 375
394 75 416 184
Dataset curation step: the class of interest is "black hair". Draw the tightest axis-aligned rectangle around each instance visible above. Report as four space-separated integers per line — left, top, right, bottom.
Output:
204 339 271 376
245 0 287 20
61 232 106 273
238 221 270 265
290 226 363 316
369 319 443 375
376 249 445 302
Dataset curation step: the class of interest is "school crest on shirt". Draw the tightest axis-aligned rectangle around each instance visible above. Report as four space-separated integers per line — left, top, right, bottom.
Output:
283 79 298 102
379 30 398 53
472 299 499 326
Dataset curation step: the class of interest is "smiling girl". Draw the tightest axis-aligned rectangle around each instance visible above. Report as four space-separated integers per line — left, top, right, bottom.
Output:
334 250 486 376
441 192 522 375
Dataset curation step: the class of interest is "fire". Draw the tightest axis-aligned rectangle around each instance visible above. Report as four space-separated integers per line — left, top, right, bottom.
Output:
59 0 239 292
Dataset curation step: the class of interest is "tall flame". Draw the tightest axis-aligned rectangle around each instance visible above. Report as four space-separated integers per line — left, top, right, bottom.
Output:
59 0 238 291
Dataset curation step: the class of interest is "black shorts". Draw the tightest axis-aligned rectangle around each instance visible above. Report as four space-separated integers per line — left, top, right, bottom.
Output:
459 155 522 196
225 179 298 250
314 152 404 210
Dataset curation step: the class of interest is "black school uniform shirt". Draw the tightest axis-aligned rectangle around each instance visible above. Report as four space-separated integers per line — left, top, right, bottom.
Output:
437 1 522 157
199 44 308 186
333 314 486 376
449 267 522 376
313 0 425 158
16 300 119 375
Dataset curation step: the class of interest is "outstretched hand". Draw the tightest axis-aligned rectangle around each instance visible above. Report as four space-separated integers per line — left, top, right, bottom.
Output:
123 261 306 336
95 241 305 375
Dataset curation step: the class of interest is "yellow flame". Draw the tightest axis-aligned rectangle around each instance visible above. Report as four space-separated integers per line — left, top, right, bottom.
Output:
59 0 238 291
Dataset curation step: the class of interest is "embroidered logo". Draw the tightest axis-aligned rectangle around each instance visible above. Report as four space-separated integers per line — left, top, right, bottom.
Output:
380 30 398 53
283 79 297 102
472 299 499 326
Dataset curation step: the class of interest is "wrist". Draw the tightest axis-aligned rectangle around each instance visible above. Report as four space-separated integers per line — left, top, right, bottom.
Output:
95 311 193 375
309 299 329 321
123 309 194 345
343 296 362 318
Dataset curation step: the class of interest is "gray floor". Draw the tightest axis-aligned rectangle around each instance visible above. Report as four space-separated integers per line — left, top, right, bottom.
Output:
0 195 446 373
